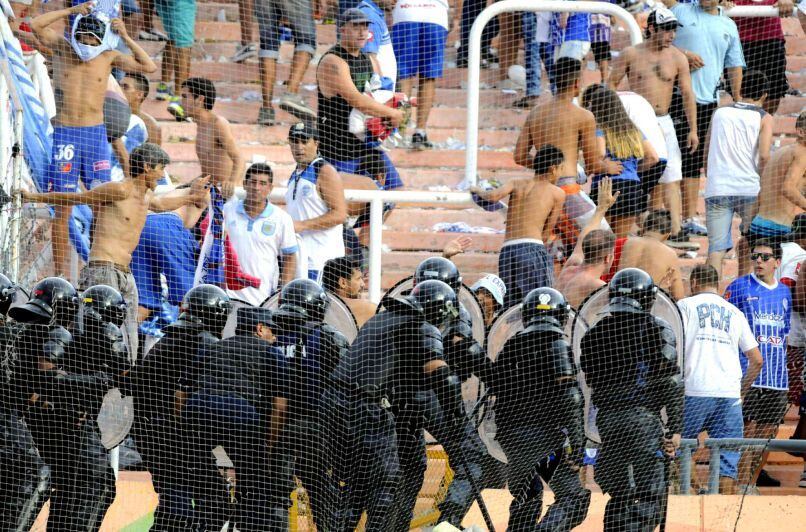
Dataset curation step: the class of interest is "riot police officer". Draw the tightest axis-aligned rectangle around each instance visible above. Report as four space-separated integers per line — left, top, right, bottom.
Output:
182 306 290 531
579 269 683 531
131 284 232 531
4 277 81 531
271 279 350 530
389 257 502 529
321 279 465 531
36 284 132 530
0 274 53 530
493 287 590 531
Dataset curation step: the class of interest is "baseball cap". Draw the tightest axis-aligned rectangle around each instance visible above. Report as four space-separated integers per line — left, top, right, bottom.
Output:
647 6 681 29
288 121 319 142
75 15 106 43
339 7 370 26
471 274 506 307
236 307 276 332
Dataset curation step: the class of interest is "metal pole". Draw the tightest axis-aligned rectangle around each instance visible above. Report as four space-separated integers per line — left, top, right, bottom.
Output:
10 109 22 282
465 0 644 186
679 442 694 495
708 446 721 494
368 197 384 303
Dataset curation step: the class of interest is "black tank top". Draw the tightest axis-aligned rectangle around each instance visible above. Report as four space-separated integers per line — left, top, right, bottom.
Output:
317 45 374 161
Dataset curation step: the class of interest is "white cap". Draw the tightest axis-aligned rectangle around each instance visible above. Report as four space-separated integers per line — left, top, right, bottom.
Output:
472 274 506 307
648 6 681 27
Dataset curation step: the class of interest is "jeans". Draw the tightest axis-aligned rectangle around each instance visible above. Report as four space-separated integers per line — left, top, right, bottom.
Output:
521 13 554 96
704 195 756 253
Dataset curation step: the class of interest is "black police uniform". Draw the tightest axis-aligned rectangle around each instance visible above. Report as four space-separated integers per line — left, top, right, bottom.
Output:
580 273 683 531
131 285 231 531
321 281 464 531
0 274 52 531
181 307 291 532
493 288 590 531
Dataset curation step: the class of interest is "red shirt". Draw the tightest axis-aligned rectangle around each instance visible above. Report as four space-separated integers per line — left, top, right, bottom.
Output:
733 0 784 42
601 237 627 283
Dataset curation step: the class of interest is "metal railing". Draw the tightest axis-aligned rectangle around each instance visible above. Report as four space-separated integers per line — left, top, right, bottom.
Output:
679 437 806 494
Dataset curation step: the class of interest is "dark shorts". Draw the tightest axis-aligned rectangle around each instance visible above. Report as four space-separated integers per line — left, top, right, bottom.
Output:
498 240 553 309
743 39 789 100
743 387 789 425
591 178 645 217
591 40 611 64
744 215 791 250
675 101 718 179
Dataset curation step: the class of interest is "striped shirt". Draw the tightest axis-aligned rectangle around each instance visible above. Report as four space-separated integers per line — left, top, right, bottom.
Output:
725 274 792 390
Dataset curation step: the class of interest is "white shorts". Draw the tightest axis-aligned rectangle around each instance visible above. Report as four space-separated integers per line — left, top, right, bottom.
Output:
557 40 592 61
657 114 682 184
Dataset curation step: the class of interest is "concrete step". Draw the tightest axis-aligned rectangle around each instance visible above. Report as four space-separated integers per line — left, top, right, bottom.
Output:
383 231 503 253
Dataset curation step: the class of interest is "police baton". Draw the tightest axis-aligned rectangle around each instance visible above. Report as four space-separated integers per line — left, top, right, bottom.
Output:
658 436 679 532
450 415 496 531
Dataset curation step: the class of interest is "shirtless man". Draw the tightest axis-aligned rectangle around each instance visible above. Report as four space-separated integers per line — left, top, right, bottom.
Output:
120 71 162 146
180 77 245 196
604 209 686 300
31 1 157 276
20 143 208 361
608 6 698 242
745 111 806 274
556 177 619 309
472 144 567 308
321 256 376 327
514 57 622 251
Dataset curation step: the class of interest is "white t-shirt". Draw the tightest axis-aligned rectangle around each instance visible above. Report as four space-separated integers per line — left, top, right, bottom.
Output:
678 292 759 398
618 91 669 160
223 199 298 305
776 241 806 347
533 12 553 43
705 102 766 198
392 0 450 30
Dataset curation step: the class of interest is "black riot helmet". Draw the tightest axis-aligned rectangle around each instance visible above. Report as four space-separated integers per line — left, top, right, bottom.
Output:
414 257 462 293
409 280 459 328
180 284 232 334
82 285 127 327
0 273 16 317
609 268 658 312
9 277 79 324
522 287 571 328
276 279 329 325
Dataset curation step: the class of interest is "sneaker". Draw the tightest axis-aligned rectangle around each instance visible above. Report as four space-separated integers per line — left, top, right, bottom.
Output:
667 230 701 250
167 97 188 122
683 217 708 236
799 471 806 488
231 43 258 63
155 83 174 101
138 28 168 41
756 469 781 487
512 95 540 109
278 93 316 120
495 78 523 91
411 132 433 150
257 106 276 126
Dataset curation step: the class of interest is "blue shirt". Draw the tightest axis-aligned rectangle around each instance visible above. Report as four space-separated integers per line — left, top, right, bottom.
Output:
594 129 641 183
564 12 591 42
725 274 791 390
671 2 745 104
359 0 391 55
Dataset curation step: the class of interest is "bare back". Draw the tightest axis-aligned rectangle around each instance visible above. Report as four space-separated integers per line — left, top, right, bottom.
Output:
504 178 565 241
517 98 594 177
555 265 606 309
52 41 116 126
90 182 150 265
622 44 682 114
757 143 806 226
196 115 234 183
618 236 683 297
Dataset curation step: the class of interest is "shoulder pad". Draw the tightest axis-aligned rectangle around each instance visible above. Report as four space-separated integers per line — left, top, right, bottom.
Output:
319 324 351 352
197 330 219 347
101 322 130 373
419 322 444 358
548 337 575 378
651 316 679 372
380 295 422 316
445 313 473 340
43 325 73 363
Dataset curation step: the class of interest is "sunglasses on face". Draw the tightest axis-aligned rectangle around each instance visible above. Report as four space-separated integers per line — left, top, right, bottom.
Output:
750 252 775 262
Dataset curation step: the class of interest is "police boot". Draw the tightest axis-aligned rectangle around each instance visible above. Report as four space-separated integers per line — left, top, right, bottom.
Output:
536 488 592 531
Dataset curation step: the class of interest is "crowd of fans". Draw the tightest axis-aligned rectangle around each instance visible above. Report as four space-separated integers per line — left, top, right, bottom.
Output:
1 0 806 527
